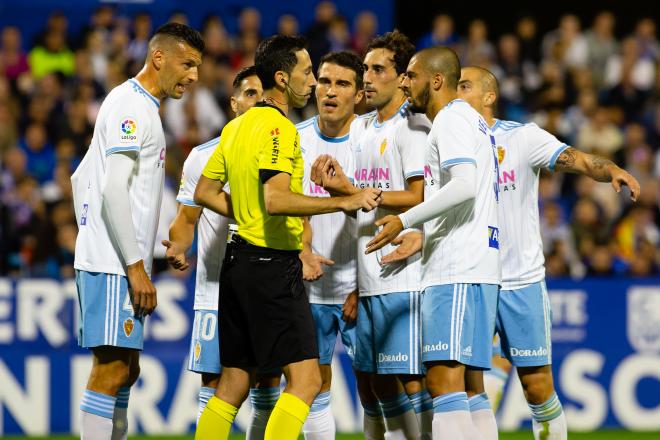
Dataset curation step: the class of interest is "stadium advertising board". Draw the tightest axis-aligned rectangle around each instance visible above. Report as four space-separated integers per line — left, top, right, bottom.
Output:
0 276 658 434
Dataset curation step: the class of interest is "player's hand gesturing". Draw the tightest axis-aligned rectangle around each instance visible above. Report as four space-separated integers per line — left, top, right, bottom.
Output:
300 250 335 281
365 215 404 254
380 231 423 263
162 239 189 271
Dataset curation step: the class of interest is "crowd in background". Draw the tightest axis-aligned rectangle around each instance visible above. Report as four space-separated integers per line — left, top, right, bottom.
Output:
0 3 658 279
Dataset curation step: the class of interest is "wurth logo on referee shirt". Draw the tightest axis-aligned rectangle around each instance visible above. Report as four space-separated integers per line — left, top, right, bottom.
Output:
270 128 280 164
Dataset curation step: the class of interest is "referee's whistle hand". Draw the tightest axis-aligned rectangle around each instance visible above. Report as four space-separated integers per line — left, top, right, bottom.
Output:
341 188 382 213
126 260 157 317
365 215 404 254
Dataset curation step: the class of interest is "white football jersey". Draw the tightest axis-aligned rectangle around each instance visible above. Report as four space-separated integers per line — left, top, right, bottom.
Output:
351 103 430 296
491 119 569 290
72 79 165 277
177 137 232 311
421 99 501 289
298 116 357 304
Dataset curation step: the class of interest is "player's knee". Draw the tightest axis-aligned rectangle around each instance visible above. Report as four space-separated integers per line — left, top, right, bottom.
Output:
126 362 140 387
89 362 131 395
521 376 554 404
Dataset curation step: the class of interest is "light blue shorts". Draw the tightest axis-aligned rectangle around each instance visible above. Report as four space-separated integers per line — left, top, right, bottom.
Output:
496 281 552 367
422 283 499 369
75 270 144 350
188 309 221 374
354 291 422 375
311 304 356 365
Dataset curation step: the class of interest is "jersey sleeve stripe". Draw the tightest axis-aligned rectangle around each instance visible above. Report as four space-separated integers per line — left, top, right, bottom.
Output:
548 143 570 172
404 170 424 179
176 197 200 207
440 158 477 169
106 146 140 156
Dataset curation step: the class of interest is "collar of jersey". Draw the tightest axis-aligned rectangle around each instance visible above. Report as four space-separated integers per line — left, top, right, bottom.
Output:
491 119 502 132
373 101 409 128
255 101 286 117
313 116 350 143
128 78 160 108
443 98 466 112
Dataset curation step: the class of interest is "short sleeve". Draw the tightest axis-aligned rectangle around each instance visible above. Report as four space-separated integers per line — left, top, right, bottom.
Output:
103 101 149 156
176 150 205 207
258 121 299 175
201 137 227 182
435 110 477 169
395 114 429 180
524 124 569 171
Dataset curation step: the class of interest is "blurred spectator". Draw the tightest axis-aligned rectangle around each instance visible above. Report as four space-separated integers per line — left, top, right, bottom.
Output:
168 11 189 26
461 19 496 66
306 1 337 66
576 106 624 156
633 17 659 61
352 11 377 56
604 37 655 92
28 29 75 79
19 122 56 183
127 12 152 66
417 14 461 50
542 14 588 70
516 16 542 65
238 7 262 39
585 11 618 87
327 16 351 52
1 27 30 80
278 14 299 36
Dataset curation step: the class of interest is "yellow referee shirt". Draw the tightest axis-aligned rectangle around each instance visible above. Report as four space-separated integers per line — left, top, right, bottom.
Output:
202 103 304 251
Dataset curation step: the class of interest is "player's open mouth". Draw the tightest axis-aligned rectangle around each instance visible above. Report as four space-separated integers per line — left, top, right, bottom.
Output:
176 84 186 92
322 101 338 109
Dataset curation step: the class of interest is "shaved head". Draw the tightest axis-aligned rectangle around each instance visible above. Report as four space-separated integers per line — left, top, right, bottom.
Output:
463 66 499 99
414 46 461 89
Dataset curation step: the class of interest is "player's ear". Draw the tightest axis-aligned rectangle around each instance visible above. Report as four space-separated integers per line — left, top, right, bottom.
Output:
152 49 164 70
484 92 496 107
432 73 443 91
275 70 288 88
354 88 365 105
230 96 238 115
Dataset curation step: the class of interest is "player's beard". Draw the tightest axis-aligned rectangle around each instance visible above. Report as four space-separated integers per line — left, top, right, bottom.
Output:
409 83 430 113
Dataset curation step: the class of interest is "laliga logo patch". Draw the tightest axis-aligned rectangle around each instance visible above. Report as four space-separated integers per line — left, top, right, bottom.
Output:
627 287 660 353
497 146 505 164
123 317 135 337
379 139 387 155
120 117 138 143
194 341 202 361
488 226 499 249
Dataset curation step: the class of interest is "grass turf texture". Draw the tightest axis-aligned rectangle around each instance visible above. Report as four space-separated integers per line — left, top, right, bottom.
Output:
8 433 660 439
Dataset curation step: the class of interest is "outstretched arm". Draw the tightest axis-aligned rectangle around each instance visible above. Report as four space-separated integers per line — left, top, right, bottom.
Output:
554 147 640 201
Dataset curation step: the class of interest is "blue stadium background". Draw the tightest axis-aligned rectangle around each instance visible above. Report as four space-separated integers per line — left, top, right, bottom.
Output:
0 0 658 435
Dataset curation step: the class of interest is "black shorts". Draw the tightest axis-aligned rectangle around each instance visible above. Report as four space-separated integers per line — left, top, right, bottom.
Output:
218 237 319 369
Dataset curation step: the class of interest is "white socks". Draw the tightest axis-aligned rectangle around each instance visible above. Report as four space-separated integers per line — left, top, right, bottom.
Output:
380 392 421 439
111 387 130 440
363 401 386 440
247 386 280 440
409 390 434 440
469 393 498 440
80 389 116 440
302 391 335 440
431 391 483 440
530 393 567 440
197 387 215 425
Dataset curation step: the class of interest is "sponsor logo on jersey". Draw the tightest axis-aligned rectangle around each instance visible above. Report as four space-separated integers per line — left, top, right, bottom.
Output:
270 128 280 164
461 345 473 357
510 346 548 357
123 317 134 337
423 341 449 352
120 118 138 143
379 139 387 155
488 226 499 249
378 352 409 363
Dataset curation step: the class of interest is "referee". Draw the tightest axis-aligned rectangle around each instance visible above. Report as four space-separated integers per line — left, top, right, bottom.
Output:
193 35 382 440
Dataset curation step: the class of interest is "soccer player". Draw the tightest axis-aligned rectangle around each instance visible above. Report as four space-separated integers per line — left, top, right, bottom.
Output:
312 31 433 439
366 47 501 440
162 66 262 423
70 23 203 440
294 51 364 439
454 66 639 440
192 35 382 440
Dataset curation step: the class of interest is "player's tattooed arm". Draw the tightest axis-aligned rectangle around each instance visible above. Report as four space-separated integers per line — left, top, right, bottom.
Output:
554 147 640 201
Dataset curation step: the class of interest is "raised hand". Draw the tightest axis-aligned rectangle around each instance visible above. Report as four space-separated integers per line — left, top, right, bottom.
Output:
365 215 404 254
380 231 423 264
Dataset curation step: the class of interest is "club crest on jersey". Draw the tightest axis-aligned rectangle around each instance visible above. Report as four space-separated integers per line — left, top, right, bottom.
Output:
488 226 499 249
120 117 138 143
194 341 202 361
379 139 387 155
497 146 505 164
123 317 134 337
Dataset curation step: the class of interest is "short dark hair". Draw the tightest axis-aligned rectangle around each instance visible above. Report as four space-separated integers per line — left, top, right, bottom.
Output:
318 51 364 90
417 46 461 89
232 65 258 91
366 30 416 75
151 22 205 53
254 35 307 90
